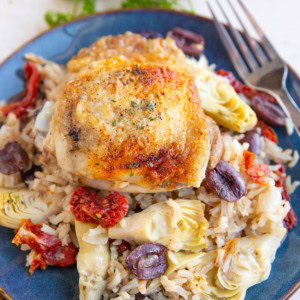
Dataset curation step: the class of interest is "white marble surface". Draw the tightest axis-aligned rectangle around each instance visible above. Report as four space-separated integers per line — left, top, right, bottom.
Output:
0 0 300 74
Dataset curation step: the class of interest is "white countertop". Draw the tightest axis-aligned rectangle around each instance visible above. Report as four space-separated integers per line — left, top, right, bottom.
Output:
0 0 300 74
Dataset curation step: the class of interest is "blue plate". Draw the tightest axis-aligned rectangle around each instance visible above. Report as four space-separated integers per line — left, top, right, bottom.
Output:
0 9 299 300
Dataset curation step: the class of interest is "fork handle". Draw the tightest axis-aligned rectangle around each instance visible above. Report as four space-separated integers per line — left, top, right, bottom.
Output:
271 88 300 136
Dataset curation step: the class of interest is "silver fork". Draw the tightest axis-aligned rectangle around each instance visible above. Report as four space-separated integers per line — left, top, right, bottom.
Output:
207 0 300 136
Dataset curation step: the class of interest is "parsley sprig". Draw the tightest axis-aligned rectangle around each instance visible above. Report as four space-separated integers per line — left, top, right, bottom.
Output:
45 0 185 27
45 0 96 27
122 0 178 9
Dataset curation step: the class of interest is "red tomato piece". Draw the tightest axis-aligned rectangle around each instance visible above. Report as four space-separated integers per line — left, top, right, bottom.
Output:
1 62 40 119
277 162 286 174
247 164 270 179
256 121 278 144
243 150 270 180
244 150 256 170
12 219 77 274
276 175 291 202
274 163 297 230
262 126 278 144
30 253 47 274
70 187 129 228
118 240 131 253
285 208 298 230
275 163 290 201
217 69 277 103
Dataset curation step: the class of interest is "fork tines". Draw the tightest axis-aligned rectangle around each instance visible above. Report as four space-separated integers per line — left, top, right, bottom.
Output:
206 0 280 76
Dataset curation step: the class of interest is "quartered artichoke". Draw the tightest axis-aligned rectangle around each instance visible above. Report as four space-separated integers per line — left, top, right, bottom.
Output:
108 199 208 252
166 233 285 300
75 221 110 300
188 60 257 133
0 188 59 229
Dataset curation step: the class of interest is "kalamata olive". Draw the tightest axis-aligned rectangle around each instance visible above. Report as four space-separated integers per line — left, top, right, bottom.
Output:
204 160 246 202
125 243 168 280
140 32 163 39
171 27 205 44
251 96 286 126
168 27 205 57
240 130 261 155
0 142 30 175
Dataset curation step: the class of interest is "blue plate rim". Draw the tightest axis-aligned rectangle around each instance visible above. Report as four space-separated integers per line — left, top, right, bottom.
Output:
0 8 299 300
1 7 300 83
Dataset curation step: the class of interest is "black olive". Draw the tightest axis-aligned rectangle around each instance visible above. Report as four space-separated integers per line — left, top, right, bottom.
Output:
168 27 205 57
203 160 246 202
0 142 30 175
251 96 286 126
240 130 261 155
126 243 168 280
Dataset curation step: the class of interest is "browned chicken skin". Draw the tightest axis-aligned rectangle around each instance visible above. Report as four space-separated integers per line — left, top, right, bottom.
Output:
67 32 187 73
43 32 223 193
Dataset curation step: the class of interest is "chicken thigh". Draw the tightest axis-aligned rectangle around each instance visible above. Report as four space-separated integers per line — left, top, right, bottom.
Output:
43 33 223 193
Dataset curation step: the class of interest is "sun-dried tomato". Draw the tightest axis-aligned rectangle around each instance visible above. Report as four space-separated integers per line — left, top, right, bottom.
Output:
70 186 129 228
244 150 256 170
275 163 297 229
263 127 278 144
12 219 77 274
244 150 270 181
109 238 131 252
30 253 47 274
285 208 298 230
217 69 277 103
2 62 40 119
276 176 290 201
277 162 286 174
118 240 131 252
257 121 278 144
275 165 291 202
275 163 290 200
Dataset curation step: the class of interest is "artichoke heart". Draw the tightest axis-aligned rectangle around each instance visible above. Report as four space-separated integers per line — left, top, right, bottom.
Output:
0 188 59 229
166 233 284 300
188 62 257 133
75 221 110 300
108 199 208 252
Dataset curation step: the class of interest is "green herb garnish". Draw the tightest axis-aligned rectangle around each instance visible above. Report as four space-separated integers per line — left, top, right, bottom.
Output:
45 0 96 27
128 162 140 169
149 117 156 121
45 0 194 28
147 101 155 111
131 101 139 108
122 0 178 8
130 172 135 176
111 99 116 103
45 11 73 27
82 0 97 15
112 120 117 126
